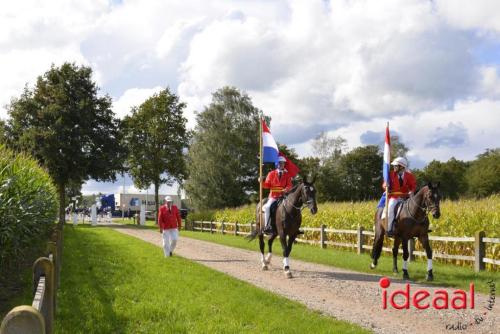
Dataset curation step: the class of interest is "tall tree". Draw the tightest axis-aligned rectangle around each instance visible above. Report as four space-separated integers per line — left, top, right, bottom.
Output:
390 135 409 162
466 148 500 197
185 87 262 209
122 88 189 222
6 63 124 224
312 131 347 165
336 145 383 201
420 158 469 199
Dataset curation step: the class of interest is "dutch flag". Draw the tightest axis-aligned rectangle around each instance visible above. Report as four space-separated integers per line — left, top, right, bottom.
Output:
377 124 391 208
262 120 279 164
383 124 391 188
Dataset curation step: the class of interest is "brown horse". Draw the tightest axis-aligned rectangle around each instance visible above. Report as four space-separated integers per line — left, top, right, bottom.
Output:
370 182 441 281
247 179 318 278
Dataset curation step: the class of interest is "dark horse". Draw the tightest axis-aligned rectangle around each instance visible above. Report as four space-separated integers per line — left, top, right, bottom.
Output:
370 182 441 281
247 178 318 278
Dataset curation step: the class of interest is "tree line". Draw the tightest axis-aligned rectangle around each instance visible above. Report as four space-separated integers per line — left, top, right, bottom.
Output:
1 62 498 219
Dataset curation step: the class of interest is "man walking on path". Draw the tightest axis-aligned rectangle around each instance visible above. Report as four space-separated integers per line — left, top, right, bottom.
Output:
158 196 182 257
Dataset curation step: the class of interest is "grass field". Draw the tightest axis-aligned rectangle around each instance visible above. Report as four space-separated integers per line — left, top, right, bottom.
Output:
55 225 369 333
179 230 499 295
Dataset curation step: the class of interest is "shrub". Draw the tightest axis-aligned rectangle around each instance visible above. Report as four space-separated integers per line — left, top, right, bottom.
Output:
0 145 58 294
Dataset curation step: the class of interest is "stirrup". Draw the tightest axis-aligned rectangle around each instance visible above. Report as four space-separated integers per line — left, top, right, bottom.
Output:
263 225 274 235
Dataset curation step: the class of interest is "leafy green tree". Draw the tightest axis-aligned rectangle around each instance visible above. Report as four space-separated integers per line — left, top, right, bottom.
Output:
122 88 189 222
296 156 321 181
315 156 343 202
419 158 469 199
6 63 124 224
312 132 347 165
466 148 500 197
336 145 383 201
185 87 262 209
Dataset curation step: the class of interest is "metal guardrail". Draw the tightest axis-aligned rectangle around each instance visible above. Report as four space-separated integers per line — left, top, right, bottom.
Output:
189 220 498 272
1 227 63 334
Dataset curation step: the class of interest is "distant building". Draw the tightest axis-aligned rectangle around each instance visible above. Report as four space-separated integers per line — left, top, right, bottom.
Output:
115 193 181 213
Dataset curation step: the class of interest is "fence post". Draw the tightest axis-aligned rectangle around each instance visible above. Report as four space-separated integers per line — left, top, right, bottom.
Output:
210 221 213 234
221 222 225 235
357 226 364 254
0 306 46 334
33 257 54 334
46 241 58 294
235 222 239 236
200 221 203 233
475 231 485 272
320 224 326 249
409 238 415 261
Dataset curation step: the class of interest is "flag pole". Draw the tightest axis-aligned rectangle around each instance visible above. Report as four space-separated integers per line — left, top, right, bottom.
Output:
385 122 390 229
259 118 263 233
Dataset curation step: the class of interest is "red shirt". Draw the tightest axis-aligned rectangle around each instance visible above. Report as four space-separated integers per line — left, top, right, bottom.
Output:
383 171 417 199
158 204 181 230
263 169 292 199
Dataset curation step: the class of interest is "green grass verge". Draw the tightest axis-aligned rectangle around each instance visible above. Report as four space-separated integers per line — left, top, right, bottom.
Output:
56 225 369 334
179 230 499 294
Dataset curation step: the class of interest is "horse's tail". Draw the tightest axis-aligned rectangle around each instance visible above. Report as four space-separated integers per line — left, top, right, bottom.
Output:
245 229 259 242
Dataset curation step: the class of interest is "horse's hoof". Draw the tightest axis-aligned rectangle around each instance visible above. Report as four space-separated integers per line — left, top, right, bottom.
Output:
426 270 434 281
370 263 376 269
262 264 268 271
285 270 292 278
402 270 410 280
393 268 399 274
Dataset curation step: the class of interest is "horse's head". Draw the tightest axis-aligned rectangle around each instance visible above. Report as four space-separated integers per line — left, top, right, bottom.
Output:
301 175 318 215
424 182 441 219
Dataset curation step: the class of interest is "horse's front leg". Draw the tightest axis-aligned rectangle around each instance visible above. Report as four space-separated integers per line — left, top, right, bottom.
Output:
265 234 277 266
401 238 410 280
283 234 297 278
258 234 268 270
392 237 401 273
419 234 433 281
278 232 292 278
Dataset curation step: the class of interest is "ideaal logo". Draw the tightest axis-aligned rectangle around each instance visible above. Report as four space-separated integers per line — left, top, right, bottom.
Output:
379 277 474 310
379 277 496 331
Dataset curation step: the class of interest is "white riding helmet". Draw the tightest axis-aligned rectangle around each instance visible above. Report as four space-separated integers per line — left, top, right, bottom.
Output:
278 156 286 163
391 157 408 168
165 196 173 202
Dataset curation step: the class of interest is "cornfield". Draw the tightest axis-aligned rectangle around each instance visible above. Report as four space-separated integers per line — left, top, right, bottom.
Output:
189 195 500 269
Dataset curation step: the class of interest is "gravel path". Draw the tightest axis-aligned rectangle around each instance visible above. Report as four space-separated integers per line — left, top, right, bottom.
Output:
112 226 498 334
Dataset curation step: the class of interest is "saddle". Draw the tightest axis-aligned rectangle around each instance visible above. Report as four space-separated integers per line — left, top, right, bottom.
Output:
394 201 404 222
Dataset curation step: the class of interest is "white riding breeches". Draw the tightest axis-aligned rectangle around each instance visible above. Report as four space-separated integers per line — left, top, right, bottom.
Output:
162 229 178 257
263 197 278 227
387 198 402 230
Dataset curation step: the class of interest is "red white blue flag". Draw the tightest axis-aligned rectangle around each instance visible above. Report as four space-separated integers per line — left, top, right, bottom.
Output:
262 120 279 164
383 124 391 188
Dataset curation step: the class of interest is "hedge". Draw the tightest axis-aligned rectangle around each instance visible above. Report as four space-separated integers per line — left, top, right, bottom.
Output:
0 145 58 295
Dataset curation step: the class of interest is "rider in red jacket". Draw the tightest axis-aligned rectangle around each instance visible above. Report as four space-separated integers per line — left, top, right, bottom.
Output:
384 157 417 236
262 156 293 234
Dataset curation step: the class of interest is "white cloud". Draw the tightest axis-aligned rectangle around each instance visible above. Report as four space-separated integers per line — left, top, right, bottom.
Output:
112 86 163 118
435 0 500 33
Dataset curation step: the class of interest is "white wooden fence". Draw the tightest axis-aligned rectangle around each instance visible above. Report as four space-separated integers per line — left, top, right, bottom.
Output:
188 220 499 273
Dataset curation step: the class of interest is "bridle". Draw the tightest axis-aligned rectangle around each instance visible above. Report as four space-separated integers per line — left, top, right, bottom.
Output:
284 184 314 212
405 187 438 222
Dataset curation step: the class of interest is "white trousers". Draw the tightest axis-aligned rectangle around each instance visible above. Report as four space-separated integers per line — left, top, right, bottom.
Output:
262 197 278 227
162 229 178 257
387 198 402 231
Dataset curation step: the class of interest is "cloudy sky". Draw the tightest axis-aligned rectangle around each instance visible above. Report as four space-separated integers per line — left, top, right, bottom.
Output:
1 0 500 195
